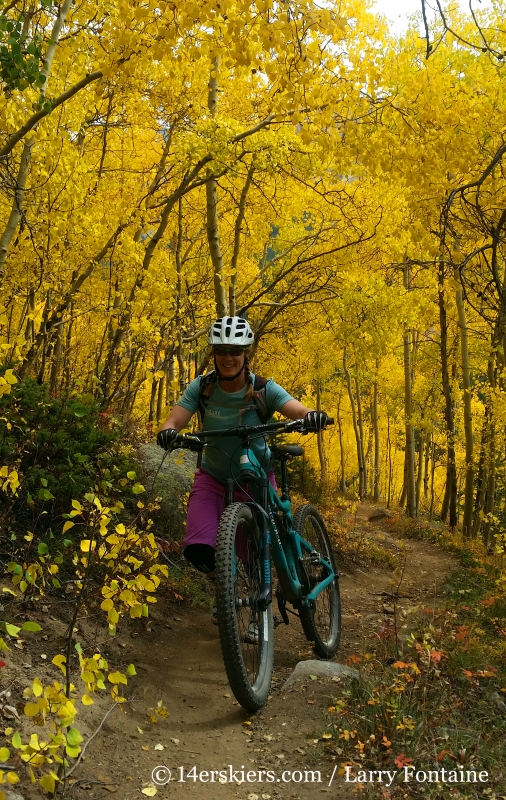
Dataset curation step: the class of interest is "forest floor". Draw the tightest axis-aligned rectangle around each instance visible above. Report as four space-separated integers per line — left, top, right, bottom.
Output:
2 502 459 800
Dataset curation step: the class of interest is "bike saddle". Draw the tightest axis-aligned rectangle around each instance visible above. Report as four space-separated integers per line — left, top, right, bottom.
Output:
270 443 304 458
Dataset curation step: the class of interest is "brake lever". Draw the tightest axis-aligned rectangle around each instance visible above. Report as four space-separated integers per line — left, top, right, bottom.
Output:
285 419 305 433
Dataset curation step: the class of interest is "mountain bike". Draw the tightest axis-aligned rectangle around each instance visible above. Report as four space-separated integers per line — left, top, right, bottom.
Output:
172 419 341 712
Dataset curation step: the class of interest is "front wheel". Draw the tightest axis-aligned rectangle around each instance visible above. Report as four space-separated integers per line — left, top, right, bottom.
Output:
215 502 274 712
293 504 341 659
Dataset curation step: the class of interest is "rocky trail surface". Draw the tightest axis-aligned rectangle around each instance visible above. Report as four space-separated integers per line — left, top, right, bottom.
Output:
3 504 457 800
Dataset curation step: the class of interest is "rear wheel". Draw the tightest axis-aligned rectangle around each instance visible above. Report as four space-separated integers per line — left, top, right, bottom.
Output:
293 504 341 658
215 502 274 712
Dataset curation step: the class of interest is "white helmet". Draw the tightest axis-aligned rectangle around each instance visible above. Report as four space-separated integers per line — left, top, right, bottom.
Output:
209 316 254 347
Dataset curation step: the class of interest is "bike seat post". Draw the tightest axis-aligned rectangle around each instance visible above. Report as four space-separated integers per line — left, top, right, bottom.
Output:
280 457 290 502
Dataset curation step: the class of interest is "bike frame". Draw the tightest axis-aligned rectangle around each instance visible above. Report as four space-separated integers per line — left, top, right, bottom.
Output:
223 434 335 612
173 419 336 614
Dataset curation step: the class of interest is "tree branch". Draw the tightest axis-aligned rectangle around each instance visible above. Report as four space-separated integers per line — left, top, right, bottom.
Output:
0 70 103 158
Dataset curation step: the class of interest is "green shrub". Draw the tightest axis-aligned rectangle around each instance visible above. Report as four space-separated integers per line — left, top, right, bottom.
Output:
0 378 135 528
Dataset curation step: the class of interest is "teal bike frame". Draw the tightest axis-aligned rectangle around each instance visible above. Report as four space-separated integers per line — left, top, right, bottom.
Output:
175 419 336 614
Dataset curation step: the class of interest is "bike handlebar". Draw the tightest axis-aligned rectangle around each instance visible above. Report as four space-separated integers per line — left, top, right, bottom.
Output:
170 417 334 453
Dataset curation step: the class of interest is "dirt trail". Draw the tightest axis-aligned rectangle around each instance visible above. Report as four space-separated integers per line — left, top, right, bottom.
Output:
6 504 458 800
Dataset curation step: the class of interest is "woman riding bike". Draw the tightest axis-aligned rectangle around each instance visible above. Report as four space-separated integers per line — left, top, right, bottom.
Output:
157 316 331 623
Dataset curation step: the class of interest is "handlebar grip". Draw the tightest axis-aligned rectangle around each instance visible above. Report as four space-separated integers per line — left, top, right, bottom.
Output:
327 417 334 425
174 435 204 453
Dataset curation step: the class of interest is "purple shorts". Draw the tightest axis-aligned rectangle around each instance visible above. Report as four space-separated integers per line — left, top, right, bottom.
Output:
183 468 277 549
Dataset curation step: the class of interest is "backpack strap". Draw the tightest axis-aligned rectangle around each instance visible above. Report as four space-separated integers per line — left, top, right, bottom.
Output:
252 374 272 424
198 371 218 420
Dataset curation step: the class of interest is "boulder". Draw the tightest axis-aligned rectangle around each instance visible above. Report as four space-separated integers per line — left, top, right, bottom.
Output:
138 443 198 540
283 659 359 688
368 508 393 521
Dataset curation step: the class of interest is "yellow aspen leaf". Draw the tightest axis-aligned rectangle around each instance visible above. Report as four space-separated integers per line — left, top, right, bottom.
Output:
52 655 66 674
119 589 136 603
11 733 21 749
81 695 94 706
6 773 19 785
24 702 41 717
108 671 127 685
66 728 83 747
32 678 43 697
39 771 59 793
107 607 119 625
0 747 10 761
3 370 17 385
62 521 75 533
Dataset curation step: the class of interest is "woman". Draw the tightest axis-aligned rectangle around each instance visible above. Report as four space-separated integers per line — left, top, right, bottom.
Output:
157 316 330 593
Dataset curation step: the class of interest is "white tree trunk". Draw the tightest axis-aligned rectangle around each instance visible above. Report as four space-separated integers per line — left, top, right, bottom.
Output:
0 0 73 278
454 265 474 537
206 57 227 318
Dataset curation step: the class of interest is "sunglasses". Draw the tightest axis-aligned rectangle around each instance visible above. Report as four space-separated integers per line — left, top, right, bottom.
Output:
214 347 247 356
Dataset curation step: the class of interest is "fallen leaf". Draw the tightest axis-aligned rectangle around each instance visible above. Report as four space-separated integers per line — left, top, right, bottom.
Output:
2 706 19 720
141 788 158 797
154 744 164 751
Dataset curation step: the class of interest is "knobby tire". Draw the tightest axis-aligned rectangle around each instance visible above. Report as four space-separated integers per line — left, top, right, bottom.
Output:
293 504 341 658
215 502 274 712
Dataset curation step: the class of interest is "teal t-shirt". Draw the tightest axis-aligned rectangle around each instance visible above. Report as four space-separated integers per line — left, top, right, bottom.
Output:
177 373 293 483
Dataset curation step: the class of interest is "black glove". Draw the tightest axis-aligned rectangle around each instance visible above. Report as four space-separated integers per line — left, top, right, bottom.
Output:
303 411 330 432
157 428 178 451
